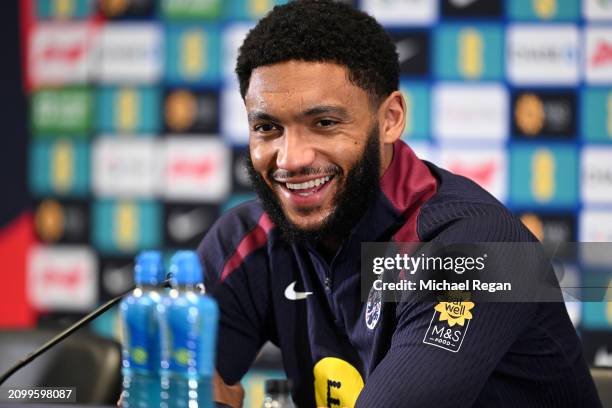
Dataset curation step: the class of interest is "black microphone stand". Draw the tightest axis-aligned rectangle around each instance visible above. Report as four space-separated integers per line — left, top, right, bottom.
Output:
0 278 171 386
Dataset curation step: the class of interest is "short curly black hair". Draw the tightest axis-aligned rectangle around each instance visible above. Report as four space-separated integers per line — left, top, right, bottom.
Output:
235 0 399 105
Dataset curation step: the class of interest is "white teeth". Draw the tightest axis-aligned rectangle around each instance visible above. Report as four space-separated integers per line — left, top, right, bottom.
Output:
286 176 331 191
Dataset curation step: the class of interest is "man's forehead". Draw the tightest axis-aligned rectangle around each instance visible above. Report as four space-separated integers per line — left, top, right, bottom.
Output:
244 61 367 111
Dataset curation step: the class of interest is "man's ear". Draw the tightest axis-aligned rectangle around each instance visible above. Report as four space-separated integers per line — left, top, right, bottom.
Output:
379 90 406 145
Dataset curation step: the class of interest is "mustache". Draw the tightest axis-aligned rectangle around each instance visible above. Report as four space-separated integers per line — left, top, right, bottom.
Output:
271 165 342 180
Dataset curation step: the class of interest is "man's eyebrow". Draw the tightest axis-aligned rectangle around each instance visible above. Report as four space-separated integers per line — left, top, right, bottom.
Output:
301 105 349 118
247 111 280 122
247 105 349 122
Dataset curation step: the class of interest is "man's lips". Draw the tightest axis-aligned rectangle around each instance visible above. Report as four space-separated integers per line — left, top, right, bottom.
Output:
273 175 336 207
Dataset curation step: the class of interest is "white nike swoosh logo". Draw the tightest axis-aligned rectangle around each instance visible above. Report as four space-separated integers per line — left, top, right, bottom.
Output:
395 39 419 64
284 281 312 301
168 208 210 242
450 0 478 8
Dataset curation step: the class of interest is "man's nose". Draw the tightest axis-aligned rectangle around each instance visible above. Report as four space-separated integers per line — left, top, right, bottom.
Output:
275 130 316 172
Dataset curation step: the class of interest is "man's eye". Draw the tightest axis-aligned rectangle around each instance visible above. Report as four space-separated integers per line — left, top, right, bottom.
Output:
254 123 278 132
316 119 337 128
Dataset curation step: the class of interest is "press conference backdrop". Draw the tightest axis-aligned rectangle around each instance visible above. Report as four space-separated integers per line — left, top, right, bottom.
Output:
18 0 612 391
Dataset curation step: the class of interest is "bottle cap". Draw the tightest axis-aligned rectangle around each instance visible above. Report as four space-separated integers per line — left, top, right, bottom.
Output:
169 251 203 285
134 251 164 286
265 379 292 395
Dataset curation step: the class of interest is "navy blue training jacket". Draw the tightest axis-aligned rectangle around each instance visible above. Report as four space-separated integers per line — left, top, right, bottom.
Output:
198 140 600 407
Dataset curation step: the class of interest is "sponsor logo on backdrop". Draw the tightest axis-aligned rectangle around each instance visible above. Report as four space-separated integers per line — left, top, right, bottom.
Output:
392 32 429 76
361 0 438 25
510 145 578 208
400 82 430 141
99 0 156 18
439 147 507 201
507 25 579 85
222 88 250 145
512 91 576 139
441 0 502 17
31 88 93 135
92 137 160 198
96 87 161 133
35 199 89 244
29 140 90 197
586 27 612 84
100 257 134 299
164 89 219 133
581 88 612 142
581 147 612 204
507 0 579 20
92 200 162 254
519 212 575 243
36 0 95 19
595 346 612 367
27 245 97 311
583 0 612 20
166 25 221 85
435 25 504 80
582 331 612 367
163 137 230 201
164 204 219 247
221 0 286 20
95 23 162 83
29 22 99 86
161 0 223 19
433 84 508 141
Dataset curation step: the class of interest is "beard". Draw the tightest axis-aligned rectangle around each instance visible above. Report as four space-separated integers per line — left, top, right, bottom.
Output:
245 125 381 245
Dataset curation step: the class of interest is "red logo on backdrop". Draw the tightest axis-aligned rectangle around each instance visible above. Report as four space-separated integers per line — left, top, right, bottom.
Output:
38 44 86 65
27 246 97 311
169 158 217 180
592 41 612 67
28 23 102 86
447 161 497 186
42 266 83 290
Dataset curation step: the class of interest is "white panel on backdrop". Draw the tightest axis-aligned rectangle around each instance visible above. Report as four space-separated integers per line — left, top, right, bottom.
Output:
439 146 508 202
163 137 230 202
223 23 254 87
580 210 612 242
583 0 612 21
222 88 250 145
92 136 160 198
406 142 438 165
585 27 612 84
581 147 612 204
95 23 163 83
507 24 580 85
29 22 98 86
580 210 612 268
360 0 438 26
433 84 508 141
28 245 97 311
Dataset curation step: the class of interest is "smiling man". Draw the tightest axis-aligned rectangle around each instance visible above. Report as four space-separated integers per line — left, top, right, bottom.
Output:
198 1 600 407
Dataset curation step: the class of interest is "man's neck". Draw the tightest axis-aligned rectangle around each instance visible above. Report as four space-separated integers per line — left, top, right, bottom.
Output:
315 235 344 264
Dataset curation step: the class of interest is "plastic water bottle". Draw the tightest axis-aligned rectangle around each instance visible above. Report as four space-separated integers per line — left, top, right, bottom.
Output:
261 379 296 408
159 251 219 408
119 251 165 408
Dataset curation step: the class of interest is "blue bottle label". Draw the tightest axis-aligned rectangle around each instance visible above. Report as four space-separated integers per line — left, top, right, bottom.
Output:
163 293 218 376
122 293 161 371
